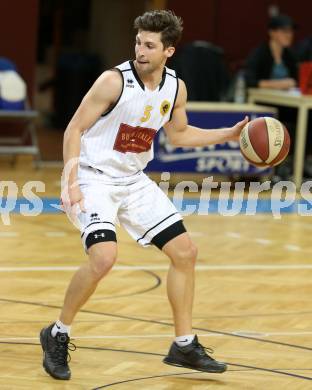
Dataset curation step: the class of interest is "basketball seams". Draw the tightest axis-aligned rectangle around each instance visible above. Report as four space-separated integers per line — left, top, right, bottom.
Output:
240 126 263 163
264 117 270 161
270 125 290 166
240 148 268 167
265 117 285 164
248 117 269 162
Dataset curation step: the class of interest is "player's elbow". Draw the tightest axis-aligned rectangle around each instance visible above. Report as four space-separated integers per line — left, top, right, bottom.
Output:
166 128 187 147
167 134 179 147
170 139 183 147
64 120 85 138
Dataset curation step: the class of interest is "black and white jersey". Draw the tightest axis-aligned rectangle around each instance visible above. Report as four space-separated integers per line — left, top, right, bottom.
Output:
79 60 179 180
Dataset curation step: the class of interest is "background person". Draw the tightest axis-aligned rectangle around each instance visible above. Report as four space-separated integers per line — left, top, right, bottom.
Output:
245 14 298 90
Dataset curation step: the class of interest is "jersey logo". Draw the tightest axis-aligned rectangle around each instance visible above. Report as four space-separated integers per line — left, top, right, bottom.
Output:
160 100 171 116
90 213 100 222
126 78 134 88
113 123 157 154
140 105 153 122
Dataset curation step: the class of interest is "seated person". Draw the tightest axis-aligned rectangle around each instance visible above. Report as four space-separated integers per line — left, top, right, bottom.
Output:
245 15 300 180
245 14 298 90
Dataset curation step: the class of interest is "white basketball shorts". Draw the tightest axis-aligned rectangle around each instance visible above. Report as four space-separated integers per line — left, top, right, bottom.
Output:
77 170 183 250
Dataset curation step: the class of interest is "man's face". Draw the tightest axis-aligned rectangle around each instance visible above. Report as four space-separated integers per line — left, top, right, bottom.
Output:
270 28 294 47
135 30 175 73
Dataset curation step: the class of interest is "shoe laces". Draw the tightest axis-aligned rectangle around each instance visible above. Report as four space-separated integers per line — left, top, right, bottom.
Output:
194 340 214 359
51 335 76 366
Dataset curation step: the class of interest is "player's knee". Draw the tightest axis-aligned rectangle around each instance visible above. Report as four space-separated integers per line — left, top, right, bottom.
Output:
89 252 116 280
172 243 197 268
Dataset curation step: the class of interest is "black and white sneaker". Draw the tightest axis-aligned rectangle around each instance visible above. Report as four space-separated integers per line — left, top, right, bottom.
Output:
163 335 227 373
40 323 75 380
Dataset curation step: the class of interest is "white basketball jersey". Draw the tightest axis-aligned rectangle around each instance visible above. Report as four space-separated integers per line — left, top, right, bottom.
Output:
79 60 179 180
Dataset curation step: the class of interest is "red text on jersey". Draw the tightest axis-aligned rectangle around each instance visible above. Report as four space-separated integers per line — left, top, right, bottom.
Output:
113 123 157 153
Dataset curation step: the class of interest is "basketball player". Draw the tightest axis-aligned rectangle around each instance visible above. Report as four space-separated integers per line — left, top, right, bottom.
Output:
40 10 248 380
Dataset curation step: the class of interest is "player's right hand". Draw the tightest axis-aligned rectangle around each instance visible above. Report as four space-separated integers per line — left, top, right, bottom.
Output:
230 116 249 141
61 184 86 214
70 186 86 213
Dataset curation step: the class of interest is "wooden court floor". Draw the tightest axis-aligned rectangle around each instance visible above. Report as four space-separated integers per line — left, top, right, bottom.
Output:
1 164 312 389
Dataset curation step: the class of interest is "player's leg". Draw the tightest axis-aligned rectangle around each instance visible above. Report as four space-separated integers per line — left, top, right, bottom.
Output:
40 180 120 380
119 174 226 373
40 237 117 380
152 227 227 373
160 231 196 337
59 240 117 325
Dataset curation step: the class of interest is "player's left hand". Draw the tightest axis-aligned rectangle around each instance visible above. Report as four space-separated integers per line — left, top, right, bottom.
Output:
230 116 249 141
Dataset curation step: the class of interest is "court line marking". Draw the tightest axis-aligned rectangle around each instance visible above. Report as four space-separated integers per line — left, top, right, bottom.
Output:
2 297 311 353
255 238 272 245
285 244 301 251
1 264 312 272
225 231 305 252
44 232 67 237
2 331 312 342
93 364 312 388
226 232 241 238
0 232 19 237
188 231 204 236
0 340 309 384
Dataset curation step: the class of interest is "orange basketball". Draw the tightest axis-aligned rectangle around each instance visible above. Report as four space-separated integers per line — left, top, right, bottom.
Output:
239 117 290 167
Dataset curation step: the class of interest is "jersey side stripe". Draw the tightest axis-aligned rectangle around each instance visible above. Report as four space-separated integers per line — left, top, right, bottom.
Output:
169 76 179 121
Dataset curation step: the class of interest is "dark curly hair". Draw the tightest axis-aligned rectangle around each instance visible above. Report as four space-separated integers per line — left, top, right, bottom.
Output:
134 10 183 48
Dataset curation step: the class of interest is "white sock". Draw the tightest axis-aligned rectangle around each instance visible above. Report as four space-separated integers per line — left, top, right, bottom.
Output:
51 320 71 337
175 334 195 347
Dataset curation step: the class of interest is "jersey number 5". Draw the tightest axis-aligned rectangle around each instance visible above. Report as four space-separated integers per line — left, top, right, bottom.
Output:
140 105 153 122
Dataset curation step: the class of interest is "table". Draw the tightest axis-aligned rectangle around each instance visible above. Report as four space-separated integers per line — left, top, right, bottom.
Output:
0 110 41 165
248 88 312 189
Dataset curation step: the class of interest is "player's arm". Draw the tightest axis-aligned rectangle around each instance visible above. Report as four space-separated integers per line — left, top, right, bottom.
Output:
62 70 122 209
163 79 248 147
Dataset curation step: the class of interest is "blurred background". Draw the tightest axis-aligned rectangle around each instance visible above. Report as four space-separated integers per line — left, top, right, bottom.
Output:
0 0 310 164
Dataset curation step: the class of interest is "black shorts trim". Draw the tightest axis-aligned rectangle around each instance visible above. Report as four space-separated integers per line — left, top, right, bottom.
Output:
85 229 117 250
151 220 186 250
136 212 178 243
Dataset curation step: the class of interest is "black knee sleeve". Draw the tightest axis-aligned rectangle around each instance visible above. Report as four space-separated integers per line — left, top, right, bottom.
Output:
151 221 186 250
85 229 117 250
